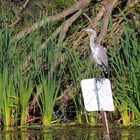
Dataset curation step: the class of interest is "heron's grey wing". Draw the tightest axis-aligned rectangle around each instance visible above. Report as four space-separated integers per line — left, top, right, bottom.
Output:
96 44 108 73
96 45 108 66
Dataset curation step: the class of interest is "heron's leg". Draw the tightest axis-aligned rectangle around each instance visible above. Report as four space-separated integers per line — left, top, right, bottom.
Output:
101 70 109 78
95 78 104 84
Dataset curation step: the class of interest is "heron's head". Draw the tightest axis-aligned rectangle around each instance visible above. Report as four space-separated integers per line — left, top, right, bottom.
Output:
85 28 97 38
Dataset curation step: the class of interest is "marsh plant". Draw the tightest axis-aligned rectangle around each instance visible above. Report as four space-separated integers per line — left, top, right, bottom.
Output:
0 12 139 127
38 42 62 125
109 25 140 126
0 27 63 126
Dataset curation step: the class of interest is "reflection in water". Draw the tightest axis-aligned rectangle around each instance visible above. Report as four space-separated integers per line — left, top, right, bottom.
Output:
0 126 140 140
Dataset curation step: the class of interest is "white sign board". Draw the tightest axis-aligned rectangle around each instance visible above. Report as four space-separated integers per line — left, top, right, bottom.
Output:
81 78 114 111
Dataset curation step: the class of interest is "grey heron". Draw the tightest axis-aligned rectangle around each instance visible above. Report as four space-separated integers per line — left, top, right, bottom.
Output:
85 28 109 76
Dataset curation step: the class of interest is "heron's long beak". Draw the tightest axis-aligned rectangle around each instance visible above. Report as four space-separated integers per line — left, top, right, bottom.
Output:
85 28 94 35
84 29 91 36
84 28 90 32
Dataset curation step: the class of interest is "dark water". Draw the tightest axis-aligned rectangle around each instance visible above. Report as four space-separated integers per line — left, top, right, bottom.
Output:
0 126 140 140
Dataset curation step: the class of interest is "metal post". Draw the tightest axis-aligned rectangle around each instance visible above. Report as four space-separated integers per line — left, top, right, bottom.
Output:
95 79 110 139
100 111 110 140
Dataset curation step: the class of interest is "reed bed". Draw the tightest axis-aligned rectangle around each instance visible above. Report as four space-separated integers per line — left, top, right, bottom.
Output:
0 22 139 127
0 0 139 127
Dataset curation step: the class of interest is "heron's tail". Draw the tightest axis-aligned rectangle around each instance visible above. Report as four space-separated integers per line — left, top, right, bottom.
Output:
101 63 109 78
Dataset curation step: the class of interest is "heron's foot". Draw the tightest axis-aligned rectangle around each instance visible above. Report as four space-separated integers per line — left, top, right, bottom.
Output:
95 78 106 84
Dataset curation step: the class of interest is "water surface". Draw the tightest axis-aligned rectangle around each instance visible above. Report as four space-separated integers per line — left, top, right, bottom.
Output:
0 126 140 140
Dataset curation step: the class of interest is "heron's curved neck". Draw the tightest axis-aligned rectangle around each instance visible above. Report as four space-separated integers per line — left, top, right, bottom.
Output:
90 35 96 51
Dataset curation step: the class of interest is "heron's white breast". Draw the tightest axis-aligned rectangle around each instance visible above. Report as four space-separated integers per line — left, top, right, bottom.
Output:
92 47 102 65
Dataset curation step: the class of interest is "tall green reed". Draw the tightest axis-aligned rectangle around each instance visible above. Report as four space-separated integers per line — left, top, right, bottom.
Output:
109 24 140 126
0 20 63 126
0 66 9 124
2 74 18 127
66 47 98 125
0 29 19 127
18 77 33 126
0 27 41 126
39 74 60 125
37 32 62 125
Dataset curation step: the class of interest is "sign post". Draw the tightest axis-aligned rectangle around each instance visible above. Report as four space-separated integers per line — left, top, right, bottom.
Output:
100 111 110 140
81 78 114 140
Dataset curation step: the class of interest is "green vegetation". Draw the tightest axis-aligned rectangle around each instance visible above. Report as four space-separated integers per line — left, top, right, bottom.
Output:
110 25 140 126
0 0 139 127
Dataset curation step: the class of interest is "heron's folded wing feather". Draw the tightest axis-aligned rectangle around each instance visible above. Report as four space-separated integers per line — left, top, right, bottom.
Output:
96 44 108 67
